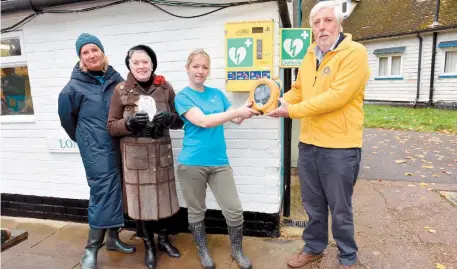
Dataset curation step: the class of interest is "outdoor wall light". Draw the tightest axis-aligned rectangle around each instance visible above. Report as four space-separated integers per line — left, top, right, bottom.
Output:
248 77 282 114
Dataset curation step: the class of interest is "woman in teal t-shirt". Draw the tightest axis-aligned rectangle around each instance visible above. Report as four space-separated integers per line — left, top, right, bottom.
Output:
174 49 258 269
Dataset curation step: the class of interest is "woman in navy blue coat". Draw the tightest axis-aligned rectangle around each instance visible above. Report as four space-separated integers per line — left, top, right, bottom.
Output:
58 33 136 269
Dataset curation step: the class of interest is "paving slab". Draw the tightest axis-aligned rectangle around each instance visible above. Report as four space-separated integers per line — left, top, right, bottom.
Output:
25 222 90 259
2 252 81 269
0 217 67 265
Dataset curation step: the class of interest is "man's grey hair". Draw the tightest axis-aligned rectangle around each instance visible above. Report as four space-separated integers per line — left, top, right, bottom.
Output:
309 0 344 32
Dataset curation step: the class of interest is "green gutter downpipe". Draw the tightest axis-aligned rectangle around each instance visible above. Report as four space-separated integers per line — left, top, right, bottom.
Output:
298 0 302 27
277 0 292 217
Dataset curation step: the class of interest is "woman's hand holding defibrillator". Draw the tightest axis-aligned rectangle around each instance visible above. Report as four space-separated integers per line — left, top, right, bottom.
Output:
231 101 259 124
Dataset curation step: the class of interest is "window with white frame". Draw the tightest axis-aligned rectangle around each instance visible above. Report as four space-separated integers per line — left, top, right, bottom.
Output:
437 41 457 77
373 46 405 79
1 31 34 116
377 54 402 77
443 49 457 75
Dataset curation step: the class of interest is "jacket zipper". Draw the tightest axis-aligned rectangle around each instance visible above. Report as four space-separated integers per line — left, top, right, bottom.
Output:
313 52 334 88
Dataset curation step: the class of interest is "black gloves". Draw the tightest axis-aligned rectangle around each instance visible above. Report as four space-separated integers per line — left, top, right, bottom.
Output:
152 111 173 127
125 111 168 139
126 112 149 131
149 124 164 139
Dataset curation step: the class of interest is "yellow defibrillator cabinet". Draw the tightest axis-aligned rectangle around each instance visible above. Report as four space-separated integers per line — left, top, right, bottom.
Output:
224 20 275 92
224 20 281 113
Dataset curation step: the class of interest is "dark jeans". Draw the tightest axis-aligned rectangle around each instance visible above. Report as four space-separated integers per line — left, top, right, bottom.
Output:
298 142 361 266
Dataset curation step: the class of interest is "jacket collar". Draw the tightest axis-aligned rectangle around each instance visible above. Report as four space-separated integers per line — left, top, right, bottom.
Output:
70 63 119 84
124 72 137 89
124 72 158 94
308 33 353 54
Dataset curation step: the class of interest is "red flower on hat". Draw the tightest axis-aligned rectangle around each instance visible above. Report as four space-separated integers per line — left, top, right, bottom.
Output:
154 75 166 85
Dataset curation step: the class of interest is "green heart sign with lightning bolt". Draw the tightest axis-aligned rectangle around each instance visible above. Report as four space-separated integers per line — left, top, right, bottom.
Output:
280 28 312 68
227 38 253 68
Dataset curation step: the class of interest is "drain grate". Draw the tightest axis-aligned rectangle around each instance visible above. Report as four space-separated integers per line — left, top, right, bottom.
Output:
283 219 307 228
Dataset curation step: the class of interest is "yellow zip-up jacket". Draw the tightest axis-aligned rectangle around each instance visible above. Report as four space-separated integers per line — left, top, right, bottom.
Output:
284 34 370 148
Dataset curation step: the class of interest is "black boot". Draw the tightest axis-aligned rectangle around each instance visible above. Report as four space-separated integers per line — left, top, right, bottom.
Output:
105 228 136 253
189 221 215 269
80 227 105 269
228 224 252 269
143 237 157 269
158 228 180 258
138 221 157 269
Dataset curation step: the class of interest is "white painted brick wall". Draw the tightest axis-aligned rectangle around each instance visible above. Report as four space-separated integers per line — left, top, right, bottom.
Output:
0 1 284 214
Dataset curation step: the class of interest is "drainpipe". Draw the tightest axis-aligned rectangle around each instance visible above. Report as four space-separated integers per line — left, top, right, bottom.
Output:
294 0 302 80
414 33 423 108
429 32 437 106
277 0 292 217
429 0 440 106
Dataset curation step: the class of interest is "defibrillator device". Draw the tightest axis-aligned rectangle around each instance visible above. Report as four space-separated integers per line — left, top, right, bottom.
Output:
248 77 282 114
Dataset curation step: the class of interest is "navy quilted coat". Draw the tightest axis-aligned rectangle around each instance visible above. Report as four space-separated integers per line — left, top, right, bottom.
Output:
58 64 125 228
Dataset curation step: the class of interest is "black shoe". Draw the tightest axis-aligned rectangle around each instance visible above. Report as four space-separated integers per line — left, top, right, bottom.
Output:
189 221 215 269
228 224 252 269
157 229 180 258
105 228 136 254
80 227 106 269
138 221 157 269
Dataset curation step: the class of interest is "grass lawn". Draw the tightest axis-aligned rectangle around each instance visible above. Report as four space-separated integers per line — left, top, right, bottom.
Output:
364 105 457 134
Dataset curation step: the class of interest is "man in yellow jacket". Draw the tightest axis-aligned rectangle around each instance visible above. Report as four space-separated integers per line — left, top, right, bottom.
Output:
268 1 369 269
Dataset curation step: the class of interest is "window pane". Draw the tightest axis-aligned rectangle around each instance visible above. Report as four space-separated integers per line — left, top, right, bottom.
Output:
0 38 22 57
1 66 34 115
378 57 388 76
342 2 347 13
391 56 401 75
444 50 457 73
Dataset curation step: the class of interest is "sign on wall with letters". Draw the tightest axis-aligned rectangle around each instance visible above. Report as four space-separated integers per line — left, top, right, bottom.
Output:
47 138 79 153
